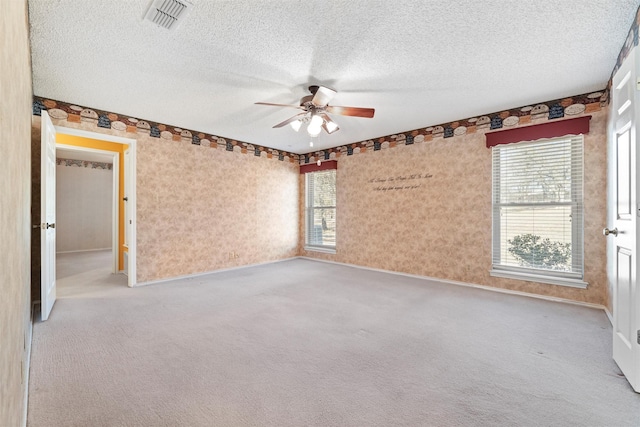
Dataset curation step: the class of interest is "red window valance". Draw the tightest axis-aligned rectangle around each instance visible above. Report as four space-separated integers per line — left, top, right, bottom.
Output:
486 115 591 148
299 160 338 174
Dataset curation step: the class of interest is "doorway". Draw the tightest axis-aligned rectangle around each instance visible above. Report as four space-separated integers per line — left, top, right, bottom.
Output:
53 126 137 287
56 146 117 266
54 146 124 292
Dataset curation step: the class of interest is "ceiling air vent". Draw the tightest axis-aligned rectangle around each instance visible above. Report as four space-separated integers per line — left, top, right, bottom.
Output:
144 0 192 30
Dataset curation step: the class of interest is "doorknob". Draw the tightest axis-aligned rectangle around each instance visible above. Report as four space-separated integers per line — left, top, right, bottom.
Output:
40 223 55 229
603 227 618 236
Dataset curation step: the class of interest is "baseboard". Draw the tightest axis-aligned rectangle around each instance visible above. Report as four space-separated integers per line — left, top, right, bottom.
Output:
22 302 36 427
135 255 608 316
134 257 299 287
297 257 609 313
56 248 111 254
604 307 613 325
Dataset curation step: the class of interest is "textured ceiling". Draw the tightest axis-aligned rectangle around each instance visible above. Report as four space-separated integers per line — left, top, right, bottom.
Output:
29 0 639 154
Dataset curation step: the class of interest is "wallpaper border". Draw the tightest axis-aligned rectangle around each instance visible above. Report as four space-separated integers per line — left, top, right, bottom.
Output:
32 96 301 164
56 158 113 170
610 4 640 88
33 88 605 168
300 89 606 164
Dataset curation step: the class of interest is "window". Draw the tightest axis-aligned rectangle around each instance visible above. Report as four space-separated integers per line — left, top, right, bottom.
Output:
491 135 585 288
305 169 336 252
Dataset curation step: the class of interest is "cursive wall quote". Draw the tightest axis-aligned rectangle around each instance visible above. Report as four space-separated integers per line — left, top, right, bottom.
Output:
368 173 433 192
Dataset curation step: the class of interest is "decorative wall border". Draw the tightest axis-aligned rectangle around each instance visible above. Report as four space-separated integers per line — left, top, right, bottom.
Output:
32 97 300 164
56 158 113 170
300 89 606 164
610 4 640 88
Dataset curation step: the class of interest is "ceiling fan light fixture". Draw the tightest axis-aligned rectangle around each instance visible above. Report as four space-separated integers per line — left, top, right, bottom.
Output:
307 114 323 137
307 126 321 137
324 120 338 133
290 120 302 132
310 114 323 127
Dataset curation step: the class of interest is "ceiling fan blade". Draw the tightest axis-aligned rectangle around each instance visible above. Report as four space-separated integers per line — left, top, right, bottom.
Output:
319 113 339 134
311 86 337 107
326 105 375 118
273 112 307 128
255 102 304 110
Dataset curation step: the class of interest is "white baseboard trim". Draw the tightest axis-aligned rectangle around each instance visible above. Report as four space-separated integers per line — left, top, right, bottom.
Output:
133 255 609 316
298 256 608 313
56 248 111 254
134 257 299 287
604 307 613 325
23 302 36 427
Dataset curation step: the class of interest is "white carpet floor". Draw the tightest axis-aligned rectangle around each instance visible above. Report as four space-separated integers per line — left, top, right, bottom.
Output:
27 252 640 426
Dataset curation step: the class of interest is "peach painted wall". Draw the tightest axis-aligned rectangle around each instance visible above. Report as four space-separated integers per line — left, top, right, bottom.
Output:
31 117 300 285
301 109 608 306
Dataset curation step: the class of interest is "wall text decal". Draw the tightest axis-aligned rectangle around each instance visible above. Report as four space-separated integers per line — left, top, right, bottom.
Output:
368 173 433 191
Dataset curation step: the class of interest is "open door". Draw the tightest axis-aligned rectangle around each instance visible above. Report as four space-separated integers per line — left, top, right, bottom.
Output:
607 47 640 392
40 110 57 321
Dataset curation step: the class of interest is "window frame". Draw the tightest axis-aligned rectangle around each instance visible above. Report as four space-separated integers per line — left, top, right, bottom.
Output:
304 169 337 254
489 135 588 289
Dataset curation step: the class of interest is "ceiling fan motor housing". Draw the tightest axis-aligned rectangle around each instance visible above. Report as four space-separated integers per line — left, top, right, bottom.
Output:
300 95 315 109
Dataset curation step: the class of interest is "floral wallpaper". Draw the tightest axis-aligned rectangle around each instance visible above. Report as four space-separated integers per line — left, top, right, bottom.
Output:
134 133 299 282
301 110 608 306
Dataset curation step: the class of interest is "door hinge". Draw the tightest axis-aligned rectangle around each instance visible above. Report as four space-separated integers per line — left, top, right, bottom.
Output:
637 330 640 345
637 78 640 90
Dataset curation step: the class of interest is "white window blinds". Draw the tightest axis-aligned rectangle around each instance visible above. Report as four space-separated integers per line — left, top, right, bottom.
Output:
491 135 584 279
305 169 336 249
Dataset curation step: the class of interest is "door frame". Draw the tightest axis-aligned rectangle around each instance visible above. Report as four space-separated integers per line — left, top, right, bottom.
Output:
54 126 137 287
56 144 119 274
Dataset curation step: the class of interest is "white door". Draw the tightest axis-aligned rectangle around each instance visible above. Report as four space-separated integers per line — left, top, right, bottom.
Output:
40 111 57 321
607 47 640 392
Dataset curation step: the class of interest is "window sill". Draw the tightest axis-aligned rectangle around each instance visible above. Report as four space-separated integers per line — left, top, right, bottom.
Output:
304 245 336 255
490 269 588 289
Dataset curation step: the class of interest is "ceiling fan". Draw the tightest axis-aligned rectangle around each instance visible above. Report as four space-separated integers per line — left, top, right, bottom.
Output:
255 85 375 137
